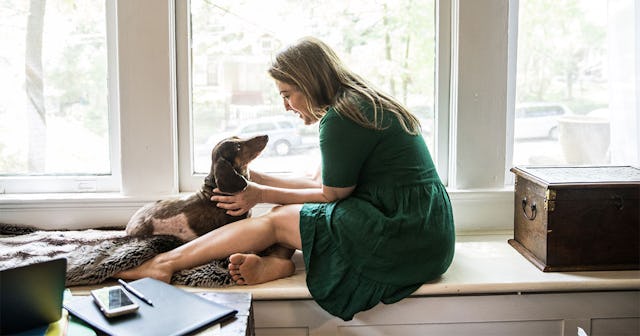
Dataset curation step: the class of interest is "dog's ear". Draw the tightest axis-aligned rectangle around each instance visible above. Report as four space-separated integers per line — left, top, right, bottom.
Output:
213 158 248 193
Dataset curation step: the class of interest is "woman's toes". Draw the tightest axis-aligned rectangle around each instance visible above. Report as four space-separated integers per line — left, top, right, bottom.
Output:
229 253 247 266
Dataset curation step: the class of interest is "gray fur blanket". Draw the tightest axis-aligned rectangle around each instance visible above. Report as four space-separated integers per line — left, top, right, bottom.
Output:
0 224 233 287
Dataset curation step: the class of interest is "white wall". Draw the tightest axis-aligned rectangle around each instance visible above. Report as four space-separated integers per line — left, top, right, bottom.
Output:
117 0 178 196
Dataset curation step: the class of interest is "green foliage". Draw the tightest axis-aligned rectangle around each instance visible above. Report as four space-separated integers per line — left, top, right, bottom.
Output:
516 0 607 109
45 1 108 137
190 0 437 143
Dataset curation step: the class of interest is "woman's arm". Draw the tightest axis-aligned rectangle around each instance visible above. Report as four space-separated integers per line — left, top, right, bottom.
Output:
249 169 321 189
259 183 354 205
211 180 354 216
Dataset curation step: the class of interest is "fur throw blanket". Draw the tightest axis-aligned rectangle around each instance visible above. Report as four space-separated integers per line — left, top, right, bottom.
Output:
0 224 233 287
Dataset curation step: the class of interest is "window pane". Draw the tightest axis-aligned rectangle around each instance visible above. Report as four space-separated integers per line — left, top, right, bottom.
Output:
190 0 436 175
514 0 638 166
0 1 109 176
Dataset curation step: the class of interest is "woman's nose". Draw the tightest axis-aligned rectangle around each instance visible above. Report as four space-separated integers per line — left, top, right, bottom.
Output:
283 99 292 110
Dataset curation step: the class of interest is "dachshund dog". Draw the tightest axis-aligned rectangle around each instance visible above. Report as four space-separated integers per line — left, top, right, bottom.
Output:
125 135 268 241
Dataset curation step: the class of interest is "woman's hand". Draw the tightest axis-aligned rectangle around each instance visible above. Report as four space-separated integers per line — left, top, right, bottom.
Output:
211 181 263 216
211 172 353 210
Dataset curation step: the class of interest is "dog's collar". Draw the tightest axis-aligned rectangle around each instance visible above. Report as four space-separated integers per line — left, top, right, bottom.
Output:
199 181 247 201
211 183 248 196
236 183 249 193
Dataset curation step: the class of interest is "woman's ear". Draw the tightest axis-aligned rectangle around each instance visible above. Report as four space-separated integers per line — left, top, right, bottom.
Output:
213 158 248 193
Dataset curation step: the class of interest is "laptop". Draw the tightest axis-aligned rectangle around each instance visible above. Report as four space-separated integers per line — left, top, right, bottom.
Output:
0 258 67 334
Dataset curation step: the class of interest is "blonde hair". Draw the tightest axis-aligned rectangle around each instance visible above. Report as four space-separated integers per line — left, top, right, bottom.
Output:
268 37 421 135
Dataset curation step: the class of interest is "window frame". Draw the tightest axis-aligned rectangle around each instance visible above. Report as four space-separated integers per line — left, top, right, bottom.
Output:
0 0 521 233
177 0 457 190
177 0 518 232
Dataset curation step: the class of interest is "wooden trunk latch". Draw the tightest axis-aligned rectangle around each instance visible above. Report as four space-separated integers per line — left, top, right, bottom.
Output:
545 189 556 212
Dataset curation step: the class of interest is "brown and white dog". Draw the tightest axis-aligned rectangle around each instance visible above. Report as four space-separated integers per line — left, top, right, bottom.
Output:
125 135 268 241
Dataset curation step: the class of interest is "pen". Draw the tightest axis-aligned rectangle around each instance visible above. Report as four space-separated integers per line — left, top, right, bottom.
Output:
118 279 154 306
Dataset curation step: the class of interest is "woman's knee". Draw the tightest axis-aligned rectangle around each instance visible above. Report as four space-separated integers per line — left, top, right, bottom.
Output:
265 204 301 219
264 204 302 248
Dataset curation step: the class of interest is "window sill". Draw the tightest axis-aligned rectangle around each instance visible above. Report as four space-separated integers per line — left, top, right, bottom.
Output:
0 189 515 233
221 234 640 301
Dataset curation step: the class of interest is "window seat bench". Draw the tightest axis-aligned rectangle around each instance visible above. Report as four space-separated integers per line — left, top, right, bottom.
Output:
70 234 640 336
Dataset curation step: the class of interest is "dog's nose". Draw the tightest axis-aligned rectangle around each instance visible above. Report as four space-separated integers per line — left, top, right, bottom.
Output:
246 134 269 151
250 134 268 142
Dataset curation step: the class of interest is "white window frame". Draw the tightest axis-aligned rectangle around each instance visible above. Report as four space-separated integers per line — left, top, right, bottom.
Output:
178 0 518 232
176 0 196 192
174 0 454 192
0 0 522 234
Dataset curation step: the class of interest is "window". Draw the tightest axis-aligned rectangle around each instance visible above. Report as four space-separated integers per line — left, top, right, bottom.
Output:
0 0 118 193
513 0 639 167
180 0 438 189
5 0 596 232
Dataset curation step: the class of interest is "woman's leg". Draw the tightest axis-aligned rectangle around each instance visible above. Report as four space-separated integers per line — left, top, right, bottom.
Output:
115 204 303 283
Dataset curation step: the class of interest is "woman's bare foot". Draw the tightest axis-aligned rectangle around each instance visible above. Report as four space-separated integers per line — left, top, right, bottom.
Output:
228 253 295 285
114 254 174 283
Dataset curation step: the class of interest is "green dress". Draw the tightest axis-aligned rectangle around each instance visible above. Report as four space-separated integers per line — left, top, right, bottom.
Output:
299 105 455 321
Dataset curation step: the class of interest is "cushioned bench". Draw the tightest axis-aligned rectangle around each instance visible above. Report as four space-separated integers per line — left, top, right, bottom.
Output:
70 235 640 335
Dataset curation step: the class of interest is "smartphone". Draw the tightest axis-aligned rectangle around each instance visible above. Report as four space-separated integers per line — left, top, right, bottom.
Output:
90 286 140 318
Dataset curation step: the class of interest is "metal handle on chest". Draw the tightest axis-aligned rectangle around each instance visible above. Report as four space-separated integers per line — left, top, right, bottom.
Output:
521 197 537 221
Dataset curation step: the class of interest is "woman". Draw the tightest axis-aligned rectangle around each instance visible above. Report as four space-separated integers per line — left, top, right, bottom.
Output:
117 37 455 321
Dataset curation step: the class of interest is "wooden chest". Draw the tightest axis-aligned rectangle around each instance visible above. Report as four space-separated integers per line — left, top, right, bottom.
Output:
509 166 640 272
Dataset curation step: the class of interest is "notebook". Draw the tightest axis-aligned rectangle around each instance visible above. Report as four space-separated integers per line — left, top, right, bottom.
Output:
64 277 238 336
0 258 68 334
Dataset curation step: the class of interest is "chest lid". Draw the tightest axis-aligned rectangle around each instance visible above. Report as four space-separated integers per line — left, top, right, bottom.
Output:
511 165 640 188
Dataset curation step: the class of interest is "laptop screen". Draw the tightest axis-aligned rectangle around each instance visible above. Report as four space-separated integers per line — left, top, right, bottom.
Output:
0 258 67 334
